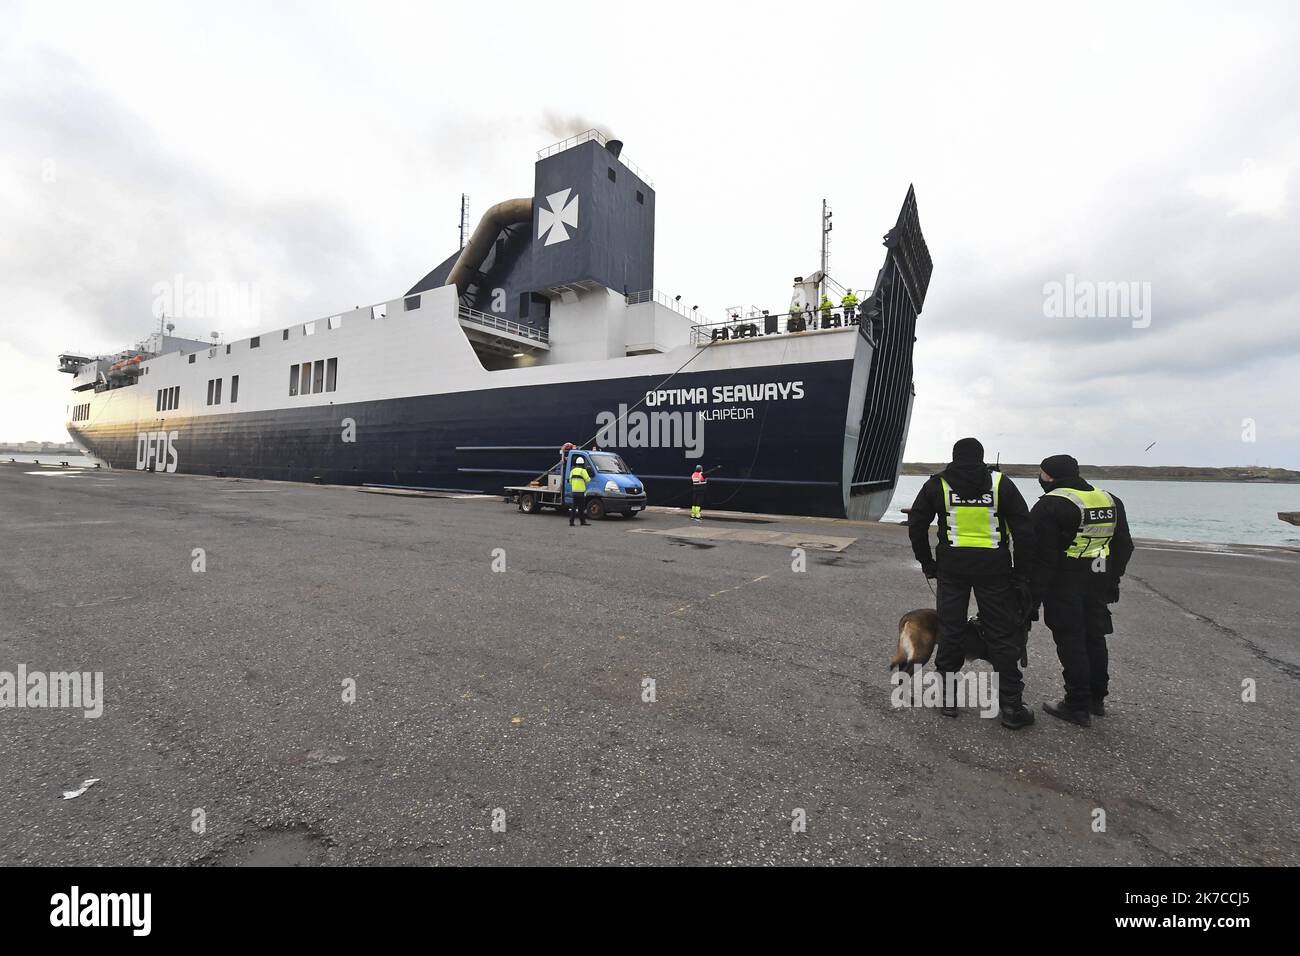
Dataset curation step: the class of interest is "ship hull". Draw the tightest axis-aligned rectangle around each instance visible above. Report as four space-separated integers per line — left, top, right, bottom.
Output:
70 356 870 518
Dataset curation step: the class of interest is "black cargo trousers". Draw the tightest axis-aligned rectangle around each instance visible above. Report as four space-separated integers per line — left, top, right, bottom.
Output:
1043 571 1113 710
935 571 1025 705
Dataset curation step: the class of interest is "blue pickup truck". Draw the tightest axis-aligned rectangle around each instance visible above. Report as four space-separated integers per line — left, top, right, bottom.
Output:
506 449 648 520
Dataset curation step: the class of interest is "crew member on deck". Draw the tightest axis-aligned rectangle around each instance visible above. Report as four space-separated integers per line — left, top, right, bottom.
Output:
820 294 834 327
841 289 859 324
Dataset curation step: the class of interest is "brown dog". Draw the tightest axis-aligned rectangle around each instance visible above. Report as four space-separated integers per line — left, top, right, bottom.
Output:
890 608 940 673
891 608 998 673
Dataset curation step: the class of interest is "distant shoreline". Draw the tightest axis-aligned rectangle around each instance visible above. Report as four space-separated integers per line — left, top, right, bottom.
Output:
3 448 1297 484
902 463 1300 484
0 445 82 455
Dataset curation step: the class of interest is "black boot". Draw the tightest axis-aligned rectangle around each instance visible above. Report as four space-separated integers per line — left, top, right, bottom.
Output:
939 674 958 718
999 697 1035 730
1090 699 1105 717
1043 699 1091 727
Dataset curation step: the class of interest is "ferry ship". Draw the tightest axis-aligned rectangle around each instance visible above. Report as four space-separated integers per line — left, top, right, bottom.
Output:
59 132 932 519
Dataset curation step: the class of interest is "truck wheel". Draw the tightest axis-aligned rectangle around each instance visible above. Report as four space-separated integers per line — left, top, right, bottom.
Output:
585 497 606 520
519 492 539 514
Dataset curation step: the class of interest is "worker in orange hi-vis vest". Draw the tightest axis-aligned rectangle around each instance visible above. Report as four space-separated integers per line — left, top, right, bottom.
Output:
690 465 707 521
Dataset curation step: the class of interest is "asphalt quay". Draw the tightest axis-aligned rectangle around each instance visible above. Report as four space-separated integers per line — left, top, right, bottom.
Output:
1 461 1296 865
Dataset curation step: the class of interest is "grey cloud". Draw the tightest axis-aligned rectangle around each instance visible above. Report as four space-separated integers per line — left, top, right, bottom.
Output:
2 47 373 356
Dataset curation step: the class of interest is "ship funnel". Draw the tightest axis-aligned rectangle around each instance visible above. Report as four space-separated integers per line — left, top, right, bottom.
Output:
605 139 623 159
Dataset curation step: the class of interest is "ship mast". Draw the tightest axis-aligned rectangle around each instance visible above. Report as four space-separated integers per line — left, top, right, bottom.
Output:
819 199 832 302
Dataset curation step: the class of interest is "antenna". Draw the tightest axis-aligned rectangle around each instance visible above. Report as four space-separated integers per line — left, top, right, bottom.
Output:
820 199 833 303
459 193 470 251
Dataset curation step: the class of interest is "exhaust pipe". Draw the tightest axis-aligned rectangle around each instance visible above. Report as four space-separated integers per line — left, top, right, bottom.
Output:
445 198 533 297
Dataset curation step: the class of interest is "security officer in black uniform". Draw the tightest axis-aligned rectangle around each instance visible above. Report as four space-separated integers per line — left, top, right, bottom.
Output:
1030 454 1134 726
907 438 1036 729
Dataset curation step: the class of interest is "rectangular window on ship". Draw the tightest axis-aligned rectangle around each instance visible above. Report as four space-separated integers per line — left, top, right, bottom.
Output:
206 379 214 405
326 357 337 392
313 360 324 393
289 366 299 396
231 375 239 403
300 363 311 396
214 378 222 404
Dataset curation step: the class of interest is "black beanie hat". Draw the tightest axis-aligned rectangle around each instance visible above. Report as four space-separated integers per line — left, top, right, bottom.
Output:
952 437 984 463
1040 454 1080 479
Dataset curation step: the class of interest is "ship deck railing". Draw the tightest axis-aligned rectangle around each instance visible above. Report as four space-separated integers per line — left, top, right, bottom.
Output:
689 308 868 346
625 289 715 325
536 129 654 187
458 306 550 351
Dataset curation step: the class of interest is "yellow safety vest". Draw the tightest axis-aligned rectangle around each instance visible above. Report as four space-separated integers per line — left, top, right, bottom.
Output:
1047 487 1116 558
820 297 833 314
842 293 858 308
939 471 1005 549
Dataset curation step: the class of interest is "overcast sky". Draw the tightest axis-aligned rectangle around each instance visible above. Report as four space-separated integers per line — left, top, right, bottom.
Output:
2 0 1297 467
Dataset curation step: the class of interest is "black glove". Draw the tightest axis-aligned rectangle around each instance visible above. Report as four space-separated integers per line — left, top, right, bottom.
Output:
922 561 938 580
1010 577 1034 617
1105 577 1121 604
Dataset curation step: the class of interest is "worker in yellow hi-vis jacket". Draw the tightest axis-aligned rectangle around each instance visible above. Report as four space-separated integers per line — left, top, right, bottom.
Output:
568 455 591 527
841 290 859 324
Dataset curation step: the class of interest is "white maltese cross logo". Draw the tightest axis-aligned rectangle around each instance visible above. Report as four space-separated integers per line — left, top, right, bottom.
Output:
537 188 580 246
